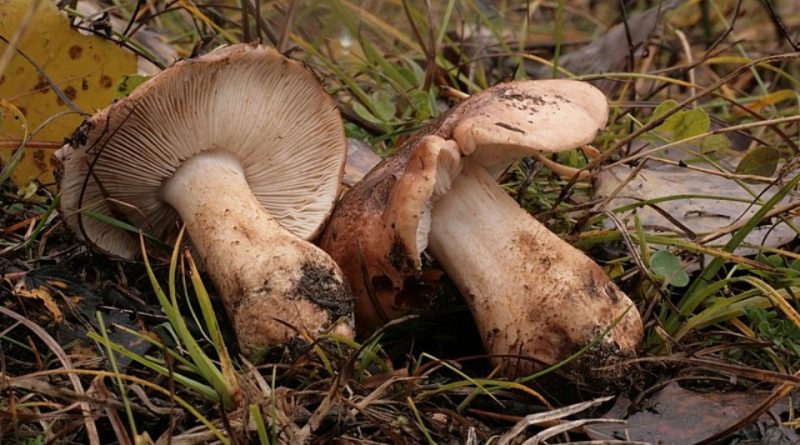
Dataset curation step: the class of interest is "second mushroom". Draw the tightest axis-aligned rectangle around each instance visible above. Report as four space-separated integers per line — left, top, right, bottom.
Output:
321 80 644 377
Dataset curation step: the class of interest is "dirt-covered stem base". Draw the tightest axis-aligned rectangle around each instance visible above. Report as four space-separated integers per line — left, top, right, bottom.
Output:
160 150 353 355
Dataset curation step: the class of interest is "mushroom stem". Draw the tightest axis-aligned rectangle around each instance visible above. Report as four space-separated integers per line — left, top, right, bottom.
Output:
428 160 642 376
160 150 353 355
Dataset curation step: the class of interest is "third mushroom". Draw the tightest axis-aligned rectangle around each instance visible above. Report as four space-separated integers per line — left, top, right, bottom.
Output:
321 80 644 377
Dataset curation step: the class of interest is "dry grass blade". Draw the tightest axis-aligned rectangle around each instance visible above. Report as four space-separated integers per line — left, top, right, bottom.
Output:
569 439 651 445
521 419 628 445
90 379 133 445
278 0 300 52
497 396 614 445
610 356 800 386
349 376 419 415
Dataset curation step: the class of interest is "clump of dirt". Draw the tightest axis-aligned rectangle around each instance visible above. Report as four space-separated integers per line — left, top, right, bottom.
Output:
293 261 354 321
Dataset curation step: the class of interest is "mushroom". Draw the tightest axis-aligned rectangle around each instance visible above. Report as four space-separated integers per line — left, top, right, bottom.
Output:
321 80 643 377
56 44 354 356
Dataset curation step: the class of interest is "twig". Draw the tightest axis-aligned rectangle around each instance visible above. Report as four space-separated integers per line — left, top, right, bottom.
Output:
647 156 777 183
0 34 84 115
278 0 299 53
561 52 800 204
759 0 800 51
705 0 744 56
607 115 800 168
698 200 800 245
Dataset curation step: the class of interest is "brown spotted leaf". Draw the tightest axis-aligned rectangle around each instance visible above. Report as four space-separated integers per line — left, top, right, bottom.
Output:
0 0 136 187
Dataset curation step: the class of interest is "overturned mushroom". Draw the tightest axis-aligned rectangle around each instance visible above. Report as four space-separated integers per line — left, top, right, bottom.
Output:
325 135 462 325
57 44 353 356
321 80 643 377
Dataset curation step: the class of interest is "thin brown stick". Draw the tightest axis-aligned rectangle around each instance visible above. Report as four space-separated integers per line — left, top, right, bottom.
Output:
278 0 300 52
647 156 777 183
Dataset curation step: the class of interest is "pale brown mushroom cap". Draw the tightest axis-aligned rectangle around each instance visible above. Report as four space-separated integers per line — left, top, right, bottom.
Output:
57 44 345 258
451 80 608 174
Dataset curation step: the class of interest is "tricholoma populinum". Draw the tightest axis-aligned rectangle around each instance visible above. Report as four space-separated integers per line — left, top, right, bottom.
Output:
321 80 644 377
57 44 354 356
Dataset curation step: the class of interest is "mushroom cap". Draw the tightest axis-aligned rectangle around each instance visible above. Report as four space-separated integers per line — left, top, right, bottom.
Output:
57 43 346 258
451 79 608 174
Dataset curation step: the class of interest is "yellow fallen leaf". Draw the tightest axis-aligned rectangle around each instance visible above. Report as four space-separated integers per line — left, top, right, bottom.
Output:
45 279 69 290
0 0 136 187
13 281 64 323
737 89 797 115
69 342 101 362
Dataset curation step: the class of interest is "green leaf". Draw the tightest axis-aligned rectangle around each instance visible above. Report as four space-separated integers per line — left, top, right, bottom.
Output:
372 92 396 122
352 102 383 125
651 99 679 123
758 254 784 268
409 90 432 121
513 62 527 80
115 74 149 97
735 146 781 177
701 134 731 154
400 56 426 85
665 108 710 140
344 121 371 140
649 250 690 287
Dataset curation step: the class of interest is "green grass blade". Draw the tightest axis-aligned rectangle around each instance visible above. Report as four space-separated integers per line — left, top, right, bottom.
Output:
82 210 171 250
96 312 138 439
87 331 220 402
250 403 271 445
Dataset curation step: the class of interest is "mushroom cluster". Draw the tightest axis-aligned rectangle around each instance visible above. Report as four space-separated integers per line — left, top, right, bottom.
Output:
57 43 641 377
57 44 354 356
321 80 644 377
